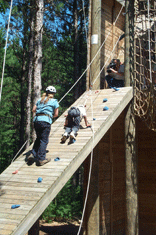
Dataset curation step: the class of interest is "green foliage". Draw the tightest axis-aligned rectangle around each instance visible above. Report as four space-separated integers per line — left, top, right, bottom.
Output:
42 34 75 108
0 30 22 173
0 74 21 173
42 177 83 222
0 0 9 13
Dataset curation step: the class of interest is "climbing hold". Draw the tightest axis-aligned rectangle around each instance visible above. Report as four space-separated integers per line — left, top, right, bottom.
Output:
11 205 20 209
103 98 108 102
93 118 96 120
103 106 109 111
72 139 76 143
54 157 60 161
12 170 18 174
95 90 99 94
112 87 120 91
37 177 42 183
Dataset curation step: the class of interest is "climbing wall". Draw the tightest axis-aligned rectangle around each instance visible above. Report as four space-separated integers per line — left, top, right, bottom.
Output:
0 87 132 235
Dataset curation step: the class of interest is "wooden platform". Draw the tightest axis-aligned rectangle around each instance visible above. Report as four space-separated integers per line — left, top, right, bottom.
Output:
0 87 133 235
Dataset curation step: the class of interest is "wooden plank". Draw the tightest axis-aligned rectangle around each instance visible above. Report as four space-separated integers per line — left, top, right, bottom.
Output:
0 224 16 230
0 229 15 235
0 203 32 211
1 185 47 193
0 214 25 221
0 193 41 202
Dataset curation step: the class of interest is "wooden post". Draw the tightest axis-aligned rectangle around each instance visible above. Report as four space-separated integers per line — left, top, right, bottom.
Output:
83 145 100 235
89 0 101 90
86 0 92 90
110 127 113 235
84 0 101 234
124 0 139 234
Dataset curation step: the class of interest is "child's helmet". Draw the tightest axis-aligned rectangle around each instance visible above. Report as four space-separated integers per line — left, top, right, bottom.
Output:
46 86 56 93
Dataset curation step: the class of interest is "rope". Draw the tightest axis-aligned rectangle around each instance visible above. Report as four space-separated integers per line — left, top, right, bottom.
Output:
147 0 152 83
77 90 94 235
0 0 13 103
58 4 124 104
134 0 156 131
11 140 28 163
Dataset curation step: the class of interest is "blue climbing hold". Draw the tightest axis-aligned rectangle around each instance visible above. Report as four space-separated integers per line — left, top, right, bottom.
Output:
103 98 108 102
112 87 120 91
54 157 60 161
103 106 109 111
11 205 20 209
37 177 42 183
93 118 96 120
72 139 76 143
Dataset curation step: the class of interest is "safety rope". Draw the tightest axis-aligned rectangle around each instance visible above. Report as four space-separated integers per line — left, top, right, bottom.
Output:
77 90 94 235
11 140 28 163
0 0 13 103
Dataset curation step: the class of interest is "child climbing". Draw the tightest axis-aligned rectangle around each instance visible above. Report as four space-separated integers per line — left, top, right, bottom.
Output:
27 86 59 166
61 105 91 143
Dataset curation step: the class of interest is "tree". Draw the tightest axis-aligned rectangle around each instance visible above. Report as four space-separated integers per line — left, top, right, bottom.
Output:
26 0 35 148
33 0 43 106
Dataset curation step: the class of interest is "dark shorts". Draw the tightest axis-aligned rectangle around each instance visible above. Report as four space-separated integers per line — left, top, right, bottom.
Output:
105 75 124 88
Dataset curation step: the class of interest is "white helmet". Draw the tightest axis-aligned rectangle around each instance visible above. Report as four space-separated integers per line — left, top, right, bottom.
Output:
46 86 56 93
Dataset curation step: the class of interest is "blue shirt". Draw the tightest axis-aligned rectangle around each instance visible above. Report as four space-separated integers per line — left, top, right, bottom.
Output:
34 98 59 124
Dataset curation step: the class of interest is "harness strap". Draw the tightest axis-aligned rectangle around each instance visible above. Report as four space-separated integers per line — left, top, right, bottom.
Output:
36 113 51 119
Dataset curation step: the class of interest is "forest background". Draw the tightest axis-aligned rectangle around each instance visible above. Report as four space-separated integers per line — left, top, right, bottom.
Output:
0 0 89 222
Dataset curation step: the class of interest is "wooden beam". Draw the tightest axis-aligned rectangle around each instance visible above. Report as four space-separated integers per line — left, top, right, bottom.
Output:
85 145 100 235
90 0 101 89
125 0 139 234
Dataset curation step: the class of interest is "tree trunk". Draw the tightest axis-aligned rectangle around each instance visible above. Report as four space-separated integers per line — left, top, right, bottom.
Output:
20 62 26 148
26 0 35 148
32 0 44 141
20 2 29 148
73 0 79 100
33 0 43 105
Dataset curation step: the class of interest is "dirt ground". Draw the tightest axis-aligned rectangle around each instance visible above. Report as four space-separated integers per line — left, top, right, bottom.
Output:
39 221 83 235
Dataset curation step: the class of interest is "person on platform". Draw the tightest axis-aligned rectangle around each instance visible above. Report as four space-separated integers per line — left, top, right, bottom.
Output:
105 59 124 88
27 86 59 166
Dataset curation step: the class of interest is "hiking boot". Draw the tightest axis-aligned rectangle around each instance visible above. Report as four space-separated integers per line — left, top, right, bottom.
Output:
37 157 51 166
61 132 68 142
70 132 76 140
27 154 35 163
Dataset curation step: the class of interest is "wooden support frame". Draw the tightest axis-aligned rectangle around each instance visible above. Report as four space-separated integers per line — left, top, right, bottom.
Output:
124 0 139 234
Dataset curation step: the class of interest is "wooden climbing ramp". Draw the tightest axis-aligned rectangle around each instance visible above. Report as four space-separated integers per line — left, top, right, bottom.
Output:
0 87 132 235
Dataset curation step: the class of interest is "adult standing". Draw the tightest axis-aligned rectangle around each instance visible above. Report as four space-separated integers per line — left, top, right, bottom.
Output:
28 86 59 166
